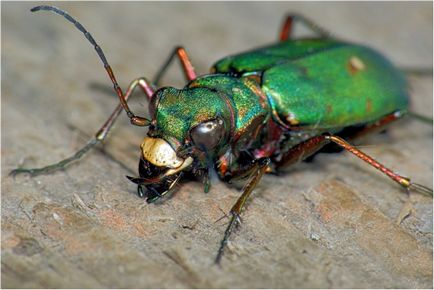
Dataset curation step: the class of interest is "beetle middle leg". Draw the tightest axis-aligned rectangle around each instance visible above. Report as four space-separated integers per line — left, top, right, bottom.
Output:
10 77 155 177
279 13 331 41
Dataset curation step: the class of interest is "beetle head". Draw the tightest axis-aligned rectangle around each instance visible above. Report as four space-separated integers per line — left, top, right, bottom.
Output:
128 86 234 202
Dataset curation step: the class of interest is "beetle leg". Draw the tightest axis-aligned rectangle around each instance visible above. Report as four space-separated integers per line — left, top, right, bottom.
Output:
324 134 433 196
153 46 197 86
96 77 155 138
274 133 432 196
274 135 330 169
10 78 154 177
216 157 270 264
279 13 331 41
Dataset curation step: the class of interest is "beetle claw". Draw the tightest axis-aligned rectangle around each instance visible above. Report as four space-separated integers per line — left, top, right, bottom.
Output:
409 182 433 196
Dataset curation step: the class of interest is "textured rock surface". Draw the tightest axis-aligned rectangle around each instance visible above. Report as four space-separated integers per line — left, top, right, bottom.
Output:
2 2 432 288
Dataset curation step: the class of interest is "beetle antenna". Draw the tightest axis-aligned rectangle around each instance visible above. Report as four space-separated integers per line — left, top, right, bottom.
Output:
31 5 150 126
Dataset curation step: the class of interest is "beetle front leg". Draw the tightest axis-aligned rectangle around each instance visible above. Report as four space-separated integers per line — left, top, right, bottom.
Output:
152 46 196 86
279 13 331 41
10 77 155 177
215 157 270 264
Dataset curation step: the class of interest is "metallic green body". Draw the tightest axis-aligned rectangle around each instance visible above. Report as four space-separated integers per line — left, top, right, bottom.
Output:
213 39 409 130
150 38 409 172
152 74 269 156
188 75 269 143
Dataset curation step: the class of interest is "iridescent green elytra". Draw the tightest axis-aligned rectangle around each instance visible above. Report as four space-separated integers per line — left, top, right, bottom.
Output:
213 39 408 130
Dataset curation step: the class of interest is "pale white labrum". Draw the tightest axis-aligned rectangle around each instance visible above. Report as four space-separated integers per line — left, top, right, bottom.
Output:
140 137 193 176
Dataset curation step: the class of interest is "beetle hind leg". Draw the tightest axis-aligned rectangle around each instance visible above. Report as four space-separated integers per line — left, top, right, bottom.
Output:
274 132 432 196
324 134 433 196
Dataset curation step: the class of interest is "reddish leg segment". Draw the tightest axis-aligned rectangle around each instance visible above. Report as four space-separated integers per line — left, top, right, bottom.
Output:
279 13 331 41
274 111 433 195
153 46 197 86
97 77 155 140
279 15 294 41
274 133 432 196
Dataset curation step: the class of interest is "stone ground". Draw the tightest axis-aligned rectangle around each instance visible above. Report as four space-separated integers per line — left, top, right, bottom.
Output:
2 2 433 289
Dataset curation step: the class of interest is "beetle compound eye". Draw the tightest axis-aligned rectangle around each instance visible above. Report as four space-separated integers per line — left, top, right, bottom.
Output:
190 119 225 151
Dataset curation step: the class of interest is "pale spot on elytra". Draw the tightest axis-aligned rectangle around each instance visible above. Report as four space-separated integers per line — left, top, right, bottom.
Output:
348 56 366 74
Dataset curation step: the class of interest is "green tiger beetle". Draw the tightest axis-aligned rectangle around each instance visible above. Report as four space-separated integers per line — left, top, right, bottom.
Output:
10 6 433 264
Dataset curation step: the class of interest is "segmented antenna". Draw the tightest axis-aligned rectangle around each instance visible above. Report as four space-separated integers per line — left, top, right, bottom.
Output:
31 5 150 126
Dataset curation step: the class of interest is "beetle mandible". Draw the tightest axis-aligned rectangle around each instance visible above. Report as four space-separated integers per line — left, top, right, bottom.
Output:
10 5 433 263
